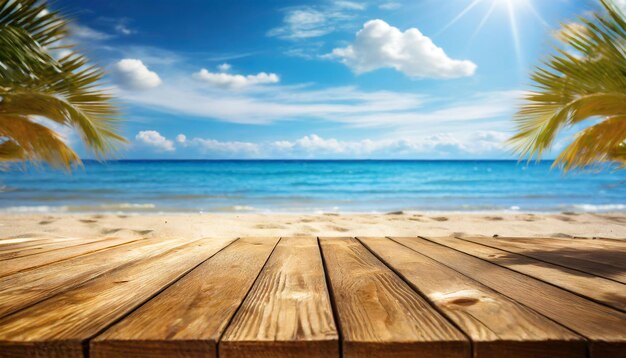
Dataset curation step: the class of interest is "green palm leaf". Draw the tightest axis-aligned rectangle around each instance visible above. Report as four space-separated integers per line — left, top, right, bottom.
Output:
0 0 125 170
511 0 626 172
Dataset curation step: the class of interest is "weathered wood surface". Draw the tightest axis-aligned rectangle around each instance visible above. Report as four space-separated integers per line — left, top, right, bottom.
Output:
0 237 105 260
0 237 234 357
463 236 626 284
358 237 585 358
0 238 181 318
221 237 338 358
0 236 143 277
0 235 624 358
392 236 626 357
0 237 68 253
453 236 626 312
320 237 468 357
92 237 279 358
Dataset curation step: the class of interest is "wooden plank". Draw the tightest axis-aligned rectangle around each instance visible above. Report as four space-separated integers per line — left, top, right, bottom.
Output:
220 237 338 358
452 236 626 312
493 236 626 251
0 237 77 254
488 236 626 268
358 237 585 358
461 236 626 284
91 237 279 358
0 237 234 358
0 236 143 278
0 238 184 318
319 237 468 358
392 237 626 357
0 237 108 260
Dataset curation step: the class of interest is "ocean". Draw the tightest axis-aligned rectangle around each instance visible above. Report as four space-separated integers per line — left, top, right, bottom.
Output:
1 160 625 213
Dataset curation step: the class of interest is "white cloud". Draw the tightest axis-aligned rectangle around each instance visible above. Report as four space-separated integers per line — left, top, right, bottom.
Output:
218 63 232 72
616 0 626 10
335 1 366 10
329 19 477 79
118 76 517 131
267 1 364 40
156 132 510 159
115 23 134 35
268 9 331 40
176 134 187 144
193 69 279 89
379 2 401 10
135 130 175 152
274 131 509 157
186 138 260 156
111 59 162 90
69 24 111 40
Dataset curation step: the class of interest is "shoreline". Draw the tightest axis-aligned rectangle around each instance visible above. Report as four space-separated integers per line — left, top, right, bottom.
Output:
2 212 625 241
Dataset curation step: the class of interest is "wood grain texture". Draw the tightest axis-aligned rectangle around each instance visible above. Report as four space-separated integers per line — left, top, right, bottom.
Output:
452 236 626 312
0 238 61 253
358 237 585 358
0 237 234 358
220 237 338 358
393 237 626 357
493 236 626 252
0 237 108 261
319 237 468 358
466 236 626 284
0 236 143 278
91 237 279 358
0 238 181 318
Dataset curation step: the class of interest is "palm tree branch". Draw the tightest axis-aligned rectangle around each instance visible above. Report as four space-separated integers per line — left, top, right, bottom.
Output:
0 114 79 169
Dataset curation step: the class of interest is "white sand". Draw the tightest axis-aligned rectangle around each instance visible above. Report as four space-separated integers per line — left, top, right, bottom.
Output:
0 212 624 242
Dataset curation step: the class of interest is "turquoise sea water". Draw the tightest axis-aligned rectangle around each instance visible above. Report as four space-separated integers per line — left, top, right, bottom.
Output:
1 160 625 213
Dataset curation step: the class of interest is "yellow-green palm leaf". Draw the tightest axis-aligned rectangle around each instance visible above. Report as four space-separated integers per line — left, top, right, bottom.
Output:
0 0 125 170
511 0 626 172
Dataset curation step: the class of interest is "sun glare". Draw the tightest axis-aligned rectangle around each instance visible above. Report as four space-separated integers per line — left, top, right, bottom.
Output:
441 0 547 66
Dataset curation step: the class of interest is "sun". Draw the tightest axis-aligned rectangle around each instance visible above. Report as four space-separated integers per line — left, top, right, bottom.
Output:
440 0 547 65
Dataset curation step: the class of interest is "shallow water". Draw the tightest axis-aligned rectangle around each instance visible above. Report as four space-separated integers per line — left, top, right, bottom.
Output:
1 160 625 213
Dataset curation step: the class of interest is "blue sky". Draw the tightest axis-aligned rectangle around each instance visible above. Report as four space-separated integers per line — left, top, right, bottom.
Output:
52 0 601 159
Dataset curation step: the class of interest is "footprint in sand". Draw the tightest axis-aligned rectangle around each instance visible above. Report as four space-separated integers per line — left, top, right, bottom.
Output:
485 216 503 221
254 224 286 229
133 229 153 235
520 214 537 222
118 215 129 219
38 220 54 225
329 225 350 232
408 217 424 222
556 216 574 222
79 219 98 224
101 228 123 235
300 218 315 223
431 216 449 222
453 232 466 237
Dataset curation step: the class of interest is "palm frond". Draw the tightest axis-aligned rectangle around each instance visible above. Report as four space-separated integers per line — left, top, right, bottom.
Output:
0 0 126 169
510 0 626 171
555 115 626 171
0 114 79 169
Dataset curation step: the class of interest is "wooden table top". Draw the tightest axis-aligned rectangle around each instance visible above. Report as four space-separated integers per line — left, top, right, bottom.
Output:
0 234 624 357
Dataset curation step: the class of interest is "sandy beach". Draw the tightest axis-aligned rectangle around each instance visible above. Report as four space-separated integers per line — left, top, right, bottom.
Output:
1 212 625 242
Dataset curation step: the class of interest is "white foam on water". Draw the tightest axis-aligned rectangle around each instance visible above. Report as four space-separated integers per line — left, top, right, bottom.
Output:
0 205 68 213
572 204 626 212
